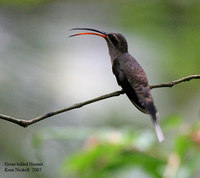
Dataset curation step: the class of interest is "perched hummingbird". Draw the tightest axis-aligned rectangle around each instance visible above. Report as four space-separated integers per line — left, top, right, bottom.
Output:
70 28 164 142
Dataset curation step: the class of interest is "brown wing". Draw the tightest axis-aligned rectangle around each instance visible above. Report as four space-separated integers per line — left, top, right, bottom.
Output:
112 57 164 142
123 59 157 117
112 58 147 113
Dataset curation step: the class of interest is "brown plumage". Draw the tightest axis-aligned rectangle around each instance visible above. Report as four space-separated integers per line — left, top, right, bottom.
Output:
70 28 164 142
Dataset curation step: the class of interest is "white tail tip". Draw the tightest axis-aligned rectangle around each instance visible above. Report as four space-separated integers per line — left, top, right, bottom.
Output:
152 119 165 142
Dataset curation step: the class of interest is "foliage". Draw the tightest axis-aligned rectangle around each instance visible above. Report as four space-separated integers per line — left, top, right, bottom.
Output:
0 0 199 178
0 0 52 7
62 144 165 178
32 116 200 177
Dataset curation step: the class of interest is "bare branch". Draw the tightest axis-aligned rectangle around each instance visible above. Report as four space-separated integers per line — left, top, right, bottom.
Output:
150 74 200 89
0 74 199 127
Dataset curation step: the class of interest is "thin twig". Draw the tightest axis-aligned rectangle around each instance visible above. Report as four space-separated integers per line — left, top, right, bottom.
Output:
150 74 200 89
0 74 199 127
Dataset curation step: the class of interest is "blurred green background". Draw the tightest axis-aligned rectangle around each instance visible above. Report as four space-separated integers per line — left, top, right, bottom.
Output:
0 0 200 178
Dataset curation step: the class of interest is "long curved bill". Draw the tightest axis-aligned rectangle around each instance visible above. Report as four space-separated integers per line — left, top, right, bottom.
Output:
69 28 107 38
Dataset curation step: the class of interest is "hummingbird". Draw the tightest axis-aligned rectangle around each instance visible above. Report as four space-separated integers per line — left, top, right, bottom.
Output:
70 28 164 142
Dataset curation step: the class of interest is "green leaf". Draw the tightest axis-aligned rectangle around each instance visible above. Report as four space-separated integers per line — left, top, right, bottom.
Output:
61 143 166 178
175 135 193 159
162 115 182 130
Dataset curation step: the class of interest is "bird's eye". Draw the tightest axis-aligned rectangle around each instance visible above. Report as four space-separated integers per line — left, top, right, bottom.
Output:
108 34 118 44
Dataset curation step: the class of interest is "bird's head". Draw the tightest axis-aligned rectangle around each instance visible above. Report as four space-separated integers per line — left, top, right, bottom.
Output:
70 28 128 59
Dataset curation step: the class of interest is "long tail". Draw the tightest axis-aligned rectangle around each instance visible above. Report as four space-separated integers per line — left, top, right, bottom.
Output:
151 114 165 142
146 102 165 142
